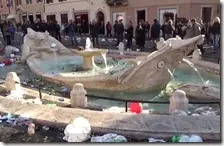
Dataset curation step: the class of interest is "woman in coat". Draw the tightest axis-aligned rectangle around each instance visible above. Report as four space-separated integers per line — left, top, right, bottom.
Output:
135 21 146 51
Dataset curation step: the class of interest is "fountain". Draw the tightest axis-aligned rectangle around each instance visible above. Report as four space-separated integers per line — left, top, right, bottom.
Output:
76 37 108 70
22 28 209 92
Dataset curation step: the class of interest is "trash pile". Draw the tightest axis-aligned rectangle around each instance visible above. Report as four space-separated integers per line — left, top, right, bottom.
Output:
0 46 21 68
0 113 32 126
172 135 203 142
0 114 204 143
91 133 127 142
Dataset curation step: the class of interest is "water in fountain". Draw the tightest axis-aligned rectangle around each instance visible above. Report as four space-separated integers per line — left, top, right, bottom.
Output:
85 37 108 70
85 37 92 51
182 58 205 84
166 67 174 80
101 53 108 69
51 43 59 74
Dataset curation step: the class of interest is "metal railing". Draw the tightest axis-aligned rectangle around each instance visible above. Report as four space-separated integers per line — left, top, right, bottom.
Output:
0 77 220 113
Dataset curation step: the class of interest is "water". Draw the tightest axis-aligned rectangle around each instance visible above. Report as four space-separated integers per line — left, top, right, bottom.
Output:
182 58 205 84
101 53 108 69
52 49 58 73
38 56 132 77
0 59 220 113
51 43 59 74
85 37 91 50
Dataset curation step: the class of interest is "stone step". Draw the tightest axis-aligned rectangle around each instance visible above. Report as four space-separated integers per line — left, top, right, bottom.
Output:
0 97 220 141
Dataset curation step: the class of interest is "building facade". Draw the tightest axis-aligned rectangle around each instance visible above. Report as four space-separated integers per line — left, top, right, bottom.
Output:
0 0 44 23
0 0 10 20
14 0 44 23
108 0 221 27
45 0 110 33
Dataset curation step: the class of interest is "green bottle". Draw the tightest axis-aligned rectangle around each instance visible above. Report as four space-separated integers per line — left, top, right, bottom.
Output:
172 135 181 143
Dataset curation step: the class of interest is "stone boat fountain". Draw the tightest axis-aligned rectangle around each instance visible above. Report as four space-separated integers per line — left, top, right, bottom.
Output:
22 28 207 92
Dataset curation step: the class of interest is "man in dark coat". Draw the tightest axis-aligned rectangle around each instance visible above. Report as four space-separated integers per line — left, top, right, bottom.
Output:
67 20 78 47
116 19 124 46
41 20 48 32
55 21 61 42
34 19 42 32
90 20 100 47
151 19 161 42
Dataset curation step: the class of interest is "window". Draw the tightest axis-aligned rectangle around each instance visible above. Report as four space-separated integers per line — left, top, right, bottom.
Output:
59 0 66 2
61 13 68 24
15 0 22 6
22 13 27 23
47 15 56 22
28 14 34 23
46 0 53 4
26 0 32 4
36 13 41 21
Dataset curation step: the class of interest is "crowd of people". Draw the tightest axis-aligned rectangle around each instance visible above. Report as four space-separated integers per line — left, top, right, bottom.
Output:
0 16 220 54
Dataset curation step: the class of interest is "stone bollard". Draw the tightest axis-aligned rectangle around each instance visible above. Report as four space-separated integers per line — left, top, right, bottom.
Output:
192 49 201 61
70 83 87 108
5 72 21 92
118 42 124 55
169 90 189 114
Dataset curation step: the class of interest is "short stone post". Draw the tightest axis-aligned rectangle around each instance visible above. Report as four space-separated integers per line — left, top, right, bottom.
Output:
118 42 124 55
70 83 87 108
169 90 189 114
5 72 21 92
192 49 201 61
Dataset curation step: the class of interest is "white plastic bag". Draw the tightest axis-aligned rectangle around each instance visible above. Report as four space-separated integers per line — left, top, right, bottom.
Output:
91 133 127 142
148 138 166 142
63 117 91 142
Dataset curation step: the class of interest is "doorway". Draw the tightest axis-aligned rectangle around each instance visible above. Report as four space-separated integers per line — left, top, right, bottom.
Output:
28 14 34 23
202 7 212 23
96 11 105 35
74 13 89 33
137 9 146 24
159 9 177 25
163 12 175 23
36 13 42 21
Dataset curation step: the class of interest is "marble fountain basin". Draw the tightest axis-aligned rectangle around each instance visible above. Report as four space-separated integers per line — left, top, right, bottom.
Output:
22 29 219 94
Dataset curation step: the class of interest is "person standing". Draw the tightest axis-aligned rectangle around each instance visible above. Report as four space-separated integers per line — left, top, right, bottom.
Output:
211 17 220 54
55 21 61 42
125 21 133 50
34 19 42 32
113 20 118 38
41 20 48 32
67 20 78 47
9 21 15 41
48 20 57 38
166 19 175 39
116 19 124 46
135 21 146 51
106 21 112 37
151 19 161 42
90 20 99 47
145 21 150 40
3 21 11 45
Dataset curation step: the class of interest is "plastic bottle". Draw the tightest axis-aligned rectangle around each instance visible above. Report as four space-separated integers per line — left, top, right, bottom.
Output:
189 135 203 142
178 135 190 142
